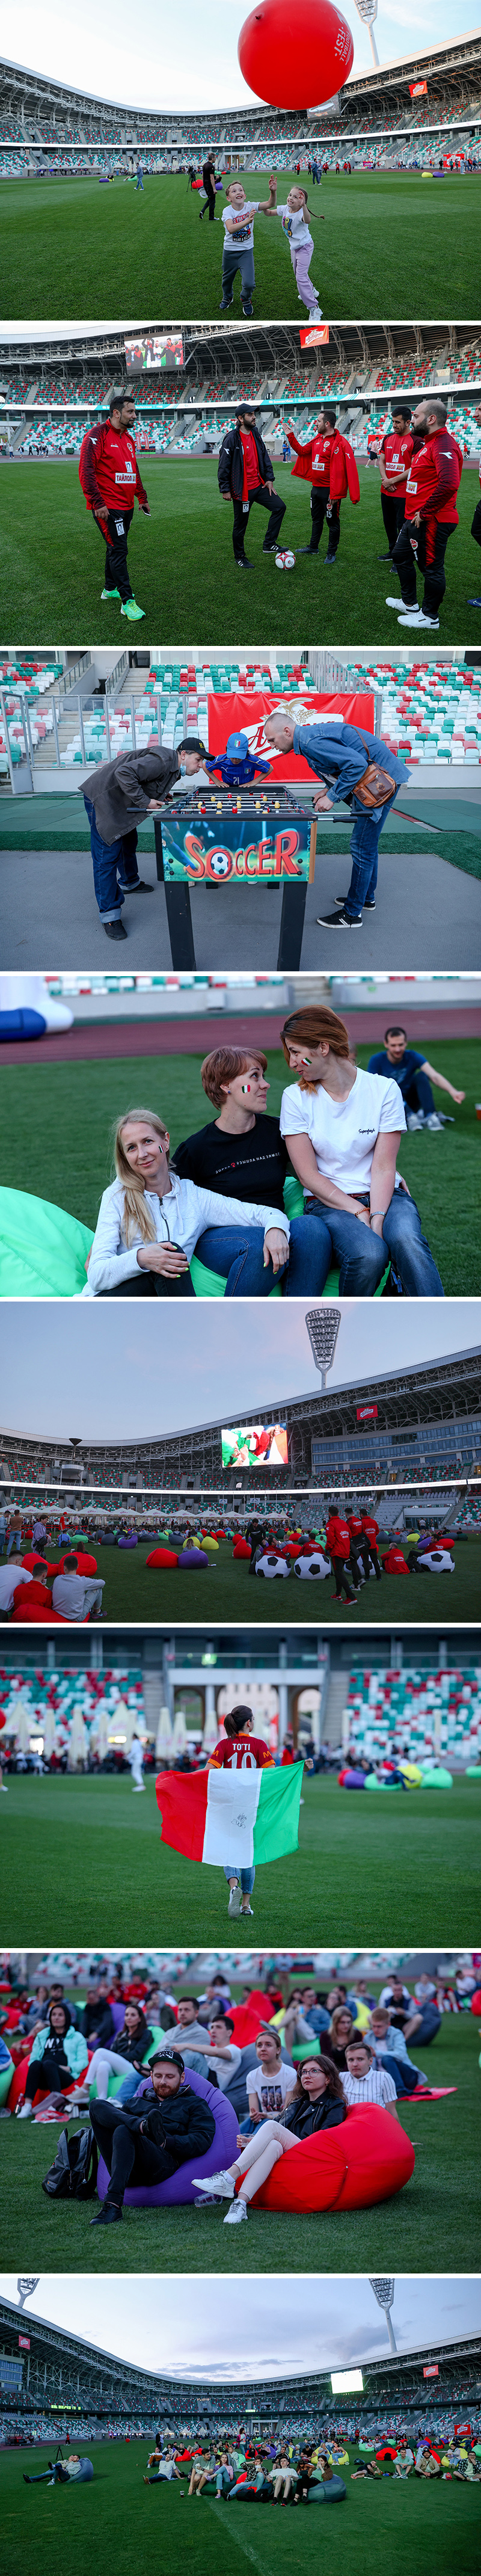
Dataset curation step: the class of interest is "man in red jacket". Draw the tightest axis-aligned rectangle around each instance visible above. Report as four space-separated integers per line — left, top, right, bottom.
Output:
287 407 360 565
325 1511 356 1602
79 390 150 622
360 1511 382 1581
375 403 413 560
468 393 481 608
385 398 462 631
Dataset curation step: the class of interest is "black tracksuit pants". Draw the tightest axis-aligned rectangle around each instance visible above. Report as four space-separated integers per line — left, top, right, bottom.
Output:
381 490 406 552
90 2097 177 2203
231 481 286 561
93 506 134 601
330 1555 355 1599
200 180 216 220
471 496 481 548
363 1540 382 1580
305 483 340 556
391 514 456 616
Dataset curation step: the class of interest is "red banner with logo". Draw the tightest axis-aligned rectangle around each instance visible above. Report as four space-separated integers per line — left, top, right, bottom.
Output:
357 1405 378 1421
19 2335 30 2349
299 324 329 347
205 692 375 782
409 79 427 95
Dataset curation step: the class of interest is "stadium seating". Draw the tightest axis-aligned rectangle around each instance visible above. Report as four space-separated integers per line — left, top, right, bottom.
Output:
343 1665 481 1765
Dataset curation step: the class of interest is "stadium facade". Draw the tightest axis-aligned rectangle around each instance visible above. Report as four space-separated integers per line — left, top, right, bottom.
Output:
1 2296 479 2429
1 32 481 153
1 1345 480 1493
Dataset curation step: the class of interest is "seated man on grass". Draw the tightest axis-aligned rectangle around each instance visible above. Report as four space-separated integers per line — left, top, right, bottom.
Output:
88 2047 215 2228
52 1553 105 1623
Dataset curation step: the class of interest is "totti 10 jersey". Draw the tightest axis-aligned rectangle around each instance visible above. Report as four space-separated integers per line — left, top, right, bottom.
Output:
209 1735 273 1770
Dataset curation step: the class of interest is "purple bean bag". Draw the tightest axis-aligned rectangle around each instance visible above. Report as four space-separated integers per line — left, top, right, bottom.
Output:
96 2065 238 2206
109 2001 127 2035
342 1768 367 1789
118 1535 138 1549
177 1548 209 1570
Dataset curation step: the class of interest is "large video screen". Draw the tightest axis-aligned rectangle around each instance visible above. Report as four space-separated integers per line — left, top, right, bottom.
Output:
331 2370 364 2393
221 1424 289 1469
124 333 184 372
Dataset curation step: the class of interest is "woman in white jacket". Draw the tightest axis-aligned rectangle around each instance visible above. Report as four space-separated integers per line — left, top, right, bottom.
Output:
84 1106 293 1298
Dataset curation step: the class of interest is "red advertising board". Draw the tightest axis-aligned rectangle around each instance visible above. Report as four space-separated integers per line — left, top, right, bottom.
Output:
409 79 427 95
357 1405 378 1422
299 324 329 347
423 2365 439 2378
19 2335 30 2350
205 692 376 782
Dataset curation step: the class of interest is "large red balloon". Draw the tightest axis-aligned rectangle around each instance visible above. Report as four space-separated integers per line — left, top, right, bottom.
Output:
237 0 354 111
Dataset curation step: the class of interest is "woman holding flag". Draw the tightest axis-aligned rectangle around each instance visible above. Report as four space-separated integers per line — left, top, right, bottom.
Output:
207 1704 274 1920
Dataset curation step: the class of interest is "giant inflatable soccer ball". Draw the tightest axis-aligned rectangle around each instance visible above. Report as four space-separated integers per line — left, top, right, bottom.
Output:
255 1551 290 1578
417 1549 455 1573
293 1550 331 1579
237 0 354 111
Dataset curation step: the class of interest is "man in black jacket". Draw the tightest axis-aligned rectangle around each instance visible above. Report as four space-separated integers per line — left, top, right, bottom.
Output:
88 2050 215 2225
81 736 206 941
81 1982 115 2052
218 409 286 570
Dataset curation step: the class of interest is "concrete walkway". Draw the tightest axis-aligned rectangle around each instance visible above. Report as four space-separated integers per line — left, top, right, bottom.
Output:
1 838 481 967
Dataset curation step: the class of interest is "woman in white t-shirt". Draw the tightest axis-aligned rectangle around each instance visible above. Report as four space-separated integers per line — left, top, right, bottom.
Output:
279 1004 444 1297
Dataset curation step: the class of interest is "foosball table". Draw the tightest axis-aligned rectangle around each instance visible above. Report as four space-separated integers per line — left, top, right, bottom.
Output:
153 782 317 968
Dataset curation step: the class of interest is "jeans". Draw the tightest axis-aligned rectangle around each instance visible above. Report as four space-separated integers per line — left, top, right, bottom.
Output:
89 2097 175 2203
231 482 286 562
391 1068 435 1119
378 2049 423 2097
222 1864 256 1891
221 241 256 303
305 1188 443 1297
115 2067 146 2104
7 1533 21 1558
84 796 141 922
195 1212 325 1296
345 788 398 915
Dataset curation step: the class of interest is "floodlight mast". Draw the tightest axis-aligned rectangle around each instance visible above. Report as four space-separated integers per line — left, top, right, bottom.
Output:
353 0 379 69
17 2278 40 2311
305 1306 341 1391
369 2277 397 2353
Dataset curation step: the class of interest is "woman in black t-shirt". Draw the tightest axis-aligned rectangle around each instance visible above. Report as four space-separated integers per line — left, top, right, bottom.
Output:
172 1044 325 1296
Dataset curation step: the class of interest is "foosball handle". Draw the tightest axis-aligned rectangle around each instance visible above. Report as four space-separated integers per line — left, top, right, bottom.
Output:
153 817 197 967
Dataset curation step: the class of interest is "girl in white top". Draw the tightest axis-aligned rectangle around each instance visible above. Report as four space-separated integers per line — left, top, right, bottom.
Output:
279 1007 405 1225
263 182 325 319
83 1107 290 1298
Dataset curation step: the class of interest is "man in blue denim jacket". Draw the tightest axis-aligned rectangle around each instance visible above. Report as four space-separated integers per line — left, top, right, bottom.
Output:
264 712 410 927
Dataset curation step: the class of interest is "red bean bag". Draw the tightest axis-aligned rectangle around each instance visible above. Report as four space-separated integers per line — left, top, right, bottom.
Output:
10 1602 65 1623
20 1552 47 1571
233 1539 251 1559
146 1548 179 1569
251 2104 415 2213
56 1552 98 1575
228 1991 275 2046
471 1990 481 2013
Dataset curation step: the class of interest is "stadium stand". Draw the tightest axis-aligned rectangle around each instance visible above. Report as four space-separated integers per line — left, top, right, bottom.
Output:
342 1667 481 1764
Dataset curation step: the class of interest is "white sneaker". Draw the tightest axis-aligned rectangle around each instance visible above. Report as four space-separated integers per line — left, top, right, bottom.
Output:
425 1112 443 1130
224 2196 248 2225
191 2168 235 2198
16 2101 32 2118
406 1111 424 1131
240 1903 254 1916
227 1884 240 1916
385 595 402 609
398 610 439 629
310 307 323 321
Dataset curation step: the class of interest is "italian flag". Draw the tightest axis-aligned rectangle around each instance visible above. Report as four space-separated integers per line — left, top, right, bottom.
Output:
155 1763 303 1868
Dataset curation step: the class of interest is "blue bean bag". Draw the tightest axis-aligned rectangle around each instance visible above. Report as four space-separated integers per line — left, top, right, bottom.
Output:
96 2066 238 2206
308 2475 346 2501
118 1535 138 1549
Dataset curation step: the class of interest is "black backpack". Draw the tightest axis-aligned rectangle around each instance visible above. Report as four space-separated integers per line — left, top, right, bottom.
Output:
41 2125 99 2201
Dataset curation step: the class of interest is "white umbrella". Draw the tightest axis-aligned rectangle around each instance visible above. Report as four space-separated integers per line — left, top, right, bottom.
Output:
202 1706 218 1756
155 1705 173 1764
171 1708 188 1761
67 1708 88 1769
13 1699 32 1757
40 1707 58 1763
91 1708 109 1765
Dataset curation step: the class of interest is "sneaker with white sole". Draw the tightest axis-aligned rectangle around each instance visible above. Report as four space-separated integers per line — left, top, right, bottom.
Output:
227 1885 240 1916
240 1903 254 1916
224 2196 248 2224
385 595 404 609
424 1111 444 1129
16 2101 32 2118
406 1110 424 1130
398 610 439 629
191 2168 235 2198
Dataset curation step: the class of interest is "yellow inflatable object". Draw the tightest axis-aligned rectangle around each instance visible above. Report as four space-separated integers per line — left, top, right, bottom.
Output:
398 1761 423 1784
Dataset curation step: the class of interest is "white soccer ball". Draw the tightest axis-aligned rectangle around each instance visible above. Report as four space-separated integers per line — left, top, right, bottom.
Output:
209 850 230 878
255 1551 290 1578
417 1549 455 1574
275 549 296 570
293 1551 331 1580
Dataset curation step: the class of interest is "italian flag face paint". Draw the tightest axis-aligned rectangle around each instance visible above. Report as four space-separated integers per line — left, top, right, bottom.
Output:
155 1762 303 1867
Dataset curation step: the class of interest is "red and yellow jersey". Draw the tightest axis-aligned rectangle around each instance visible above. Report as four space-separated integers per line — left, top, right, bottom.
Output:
209 1734 274 1770
404 429 462 524
379 430 413 490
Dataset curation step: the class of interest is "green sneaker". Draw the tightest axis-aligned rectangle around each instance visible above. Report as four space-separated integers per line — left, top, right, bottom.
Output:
120 598 146 622
101 586 121 601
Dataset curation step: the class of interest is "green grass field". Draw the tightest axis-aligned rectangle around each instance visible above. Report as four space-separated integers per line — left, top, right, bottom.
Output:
1 452 480 647
2 2442 480 2576
1 1771 480 1950
1 169 480 318
1 2013 477 2276
1 1037 479 1292
2 1535 479 1623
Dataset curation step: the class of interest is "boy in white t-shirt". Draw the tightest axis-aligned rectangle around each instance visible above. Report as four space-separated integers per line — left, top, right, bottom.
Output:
277 1000 444 1298
220 176 277 315
263 181 325 318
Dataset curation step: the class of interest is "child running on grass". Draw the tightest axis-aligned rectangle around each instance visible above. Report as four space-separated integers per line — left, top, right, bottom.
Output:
220 176 277 315
264 179 325 318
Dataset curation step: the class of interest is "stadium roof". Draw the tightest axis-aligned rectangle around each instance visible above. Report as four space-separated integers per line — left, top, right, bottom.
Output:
1 31 480 118
1 319 477 377
1 1345 479 1457
1 2297 479 2400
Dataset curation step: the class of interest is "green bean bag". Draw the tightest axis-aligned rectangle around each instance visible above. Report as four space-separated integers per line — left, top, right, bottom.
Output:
0 1187 93 1297
189 1172 390 1297
0 2056 13 2107
420 1766 453 1788
308 2475 346 2501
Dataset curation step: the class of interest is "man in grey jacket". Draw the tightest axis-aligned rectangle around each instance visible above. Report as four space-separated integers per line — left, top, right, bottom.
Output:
82 736 206 941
